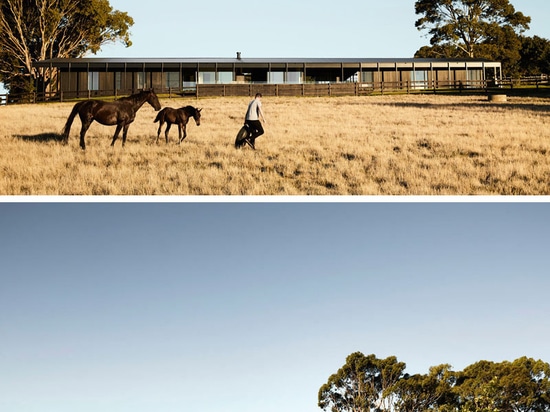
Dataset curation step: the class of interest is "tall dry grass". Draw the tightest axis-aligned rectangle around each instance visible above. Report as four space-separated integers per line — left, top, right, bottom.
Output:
1 94 549 195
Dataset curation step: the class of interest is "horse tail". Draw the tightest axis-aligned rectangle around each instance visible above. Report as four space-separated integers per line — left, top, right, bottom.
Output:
62 101 83 142
153 108 165 123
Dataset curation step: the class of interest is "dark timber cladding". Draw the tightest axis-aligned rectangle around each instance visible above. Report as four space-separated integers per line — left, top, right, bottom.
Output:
33 56 503 98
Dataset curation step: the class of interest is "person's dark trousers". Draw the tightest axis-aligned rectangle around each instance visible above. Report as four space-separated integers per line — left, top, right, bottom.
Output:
245 120 264 144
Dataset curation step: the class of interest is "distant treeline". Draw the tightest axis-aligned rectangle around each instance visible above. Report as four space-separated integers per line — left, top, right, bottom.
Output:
319 352 550 412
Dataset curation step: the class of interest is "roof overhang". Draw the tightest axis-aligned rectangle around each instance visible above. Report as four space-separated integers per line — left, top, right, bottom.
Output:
33 57 502 70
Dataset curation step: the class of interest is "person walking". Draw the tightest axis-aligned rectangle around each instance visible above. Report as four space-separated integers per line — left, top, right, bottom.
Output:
243 93 266 149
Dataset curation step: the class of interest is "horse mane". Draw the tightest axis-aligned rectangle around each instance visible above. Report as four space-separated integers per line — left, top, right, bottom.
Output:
117 90 146 102
118 89 155 102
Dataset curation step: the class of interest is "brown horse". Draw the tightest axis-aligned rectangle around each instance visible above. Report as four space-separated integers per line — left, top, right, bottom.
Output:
154 106 202 144
62 89 162 150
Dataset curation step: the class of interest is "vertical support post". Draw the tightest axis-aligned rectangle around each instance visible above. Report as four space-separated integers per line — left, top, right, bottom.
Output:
180 62 183 95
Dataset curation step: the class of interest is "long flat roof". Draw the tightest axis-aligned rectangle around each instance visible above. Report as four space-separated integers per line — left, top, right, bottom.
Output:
34 56 501 68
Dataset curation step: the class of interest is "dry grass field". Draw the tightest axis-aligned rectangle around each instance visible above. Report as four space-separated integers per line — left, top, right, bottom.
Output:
1 94 549 196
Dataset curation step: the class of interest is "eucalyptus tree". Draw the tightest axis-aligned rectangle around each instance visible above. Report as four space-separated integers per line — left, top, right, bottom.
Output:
0 0 133 93
318 352 406 412
454 357 550 412
394 364 457 412
414 0 531 75
414 0 531 58
518 35 550 76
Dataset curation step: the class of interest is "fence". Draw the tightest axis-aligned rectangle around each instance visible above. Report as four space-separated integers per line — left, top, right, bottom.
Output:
0 86 191 105
500 75 549 88
193 80 491 97
1 78 548 105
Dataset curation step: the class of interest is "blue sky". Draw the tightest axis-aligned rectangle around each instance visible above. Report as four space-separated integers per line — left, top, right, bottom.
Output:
94 0 550 58
1 202 549 412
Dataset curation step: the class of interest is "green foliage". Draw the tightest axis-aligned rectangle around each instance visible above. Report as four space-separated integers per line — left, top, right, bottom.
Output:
415 0 530 57
394 364 457 412
318 352 406 412
455 357 550 412
319 354 550 412
0 0 133 93
518 35 550 76
414 0 533 76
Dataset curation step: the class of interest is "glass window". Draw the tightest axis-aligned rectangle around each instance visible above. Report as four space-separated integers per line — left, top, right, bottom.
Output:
88 72 99 90
182 73 196 88
286 71 303 84
199 72 216 84
468 69 482 87
268 71 284 84
137 72 146 89
166 72 180 88
115 72 122 90
361 71 374 83
217 71 233 84
413 70 428 89
468 69 482 81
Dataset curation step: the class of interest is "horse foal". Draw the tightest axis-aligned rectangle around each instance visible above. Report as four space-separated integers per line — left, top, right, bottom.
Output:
154 106 202 144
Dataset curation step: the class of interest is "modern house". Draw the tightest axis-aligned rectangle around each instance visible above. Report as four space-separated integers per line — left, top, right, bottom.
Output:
32 54 503 98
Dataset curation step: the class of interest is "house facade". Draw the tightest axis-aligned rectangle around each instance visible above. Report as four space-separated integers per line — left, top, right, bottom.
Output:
32 55 502 98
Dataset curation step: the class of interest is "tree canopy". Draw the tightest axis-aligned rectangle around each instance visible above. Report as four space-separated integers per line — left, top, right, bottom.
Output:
414 0 531 58
413 0 544 76
319 353 550 412
318 353 406 412
455 357 550 412
0 0 133 93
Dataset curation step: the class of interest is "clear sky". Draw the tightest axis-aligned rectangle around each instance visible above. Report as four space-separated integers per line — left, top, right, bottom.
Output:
93 0 550 59
1 202 549 412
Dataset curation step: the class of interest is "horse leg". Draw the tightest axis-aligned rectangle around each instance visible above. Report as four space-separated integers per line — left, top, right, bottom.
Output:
177 124 183 143
79 120 92 150
165 123 172 144
178 124 187 144
110 124 124 146
121 124 130 147
156 121 164 144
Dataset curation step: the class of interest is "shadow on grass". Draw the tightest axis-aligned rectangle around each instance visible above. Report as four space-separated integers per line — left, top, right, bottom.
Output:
371 100 550 114
15 132 65 143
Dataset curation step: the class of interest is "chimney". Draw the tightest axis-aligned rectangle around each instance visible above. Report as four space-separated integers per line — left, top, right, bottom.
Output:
236 52 242 60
